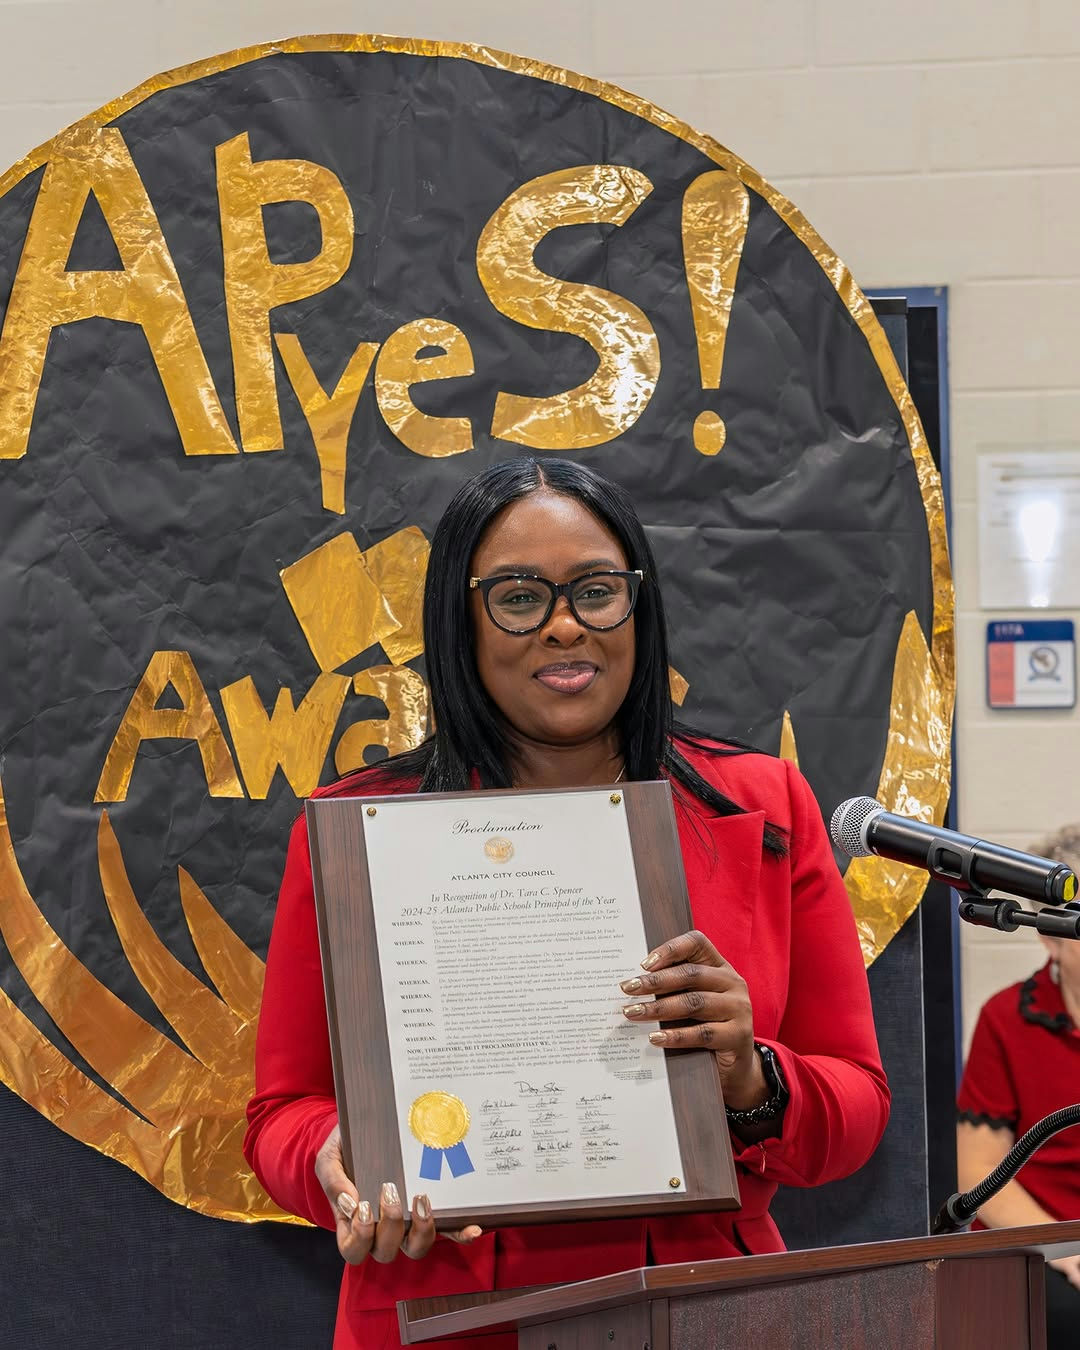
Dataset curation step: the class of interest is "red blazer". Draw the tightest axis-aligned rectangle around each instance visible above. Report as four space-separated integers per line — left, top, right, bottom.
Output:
245 743 889 1350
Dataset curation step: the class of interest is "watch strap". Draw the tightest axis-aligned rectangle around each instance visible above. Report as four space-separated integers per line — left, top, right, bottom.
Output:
724 1043 790 1125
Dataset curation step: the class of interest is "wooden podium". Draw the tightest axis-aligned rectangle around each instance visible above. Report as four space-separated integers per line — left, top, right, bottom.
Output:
399 1220 1080 1348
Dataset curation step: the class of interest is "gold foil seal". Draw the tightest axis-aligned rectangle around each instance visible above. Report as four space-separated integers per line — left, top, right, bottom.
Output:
409 1091 470 1149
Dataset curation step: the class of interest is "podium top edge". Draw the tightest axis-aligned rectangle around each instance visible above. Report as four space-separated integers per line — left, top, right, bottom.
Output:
399 1219 1080 1342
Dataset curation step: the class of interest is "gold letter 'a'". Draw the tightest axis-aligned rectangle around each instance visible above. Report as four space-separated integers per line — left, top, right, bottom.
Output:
0 125 238 459
95 651 244 802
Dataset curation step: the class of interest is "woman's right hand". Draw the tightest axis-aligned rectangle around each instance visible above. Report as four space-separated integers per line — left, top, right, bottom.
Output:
315 1124 483 1263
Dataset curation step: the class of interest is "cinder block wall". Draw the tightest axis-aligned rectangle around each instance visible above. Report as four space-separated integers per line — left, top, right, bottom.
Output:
4 0 1077 1048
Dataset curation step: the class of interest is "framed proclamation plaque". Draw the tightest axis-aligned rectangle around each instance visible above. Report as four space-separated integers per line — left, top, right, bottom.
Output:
306 781 739 1229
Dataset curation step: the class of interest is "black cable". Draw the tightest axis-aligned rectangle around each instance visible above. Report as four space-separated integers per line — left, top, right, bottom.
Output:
932 1105 1080 1234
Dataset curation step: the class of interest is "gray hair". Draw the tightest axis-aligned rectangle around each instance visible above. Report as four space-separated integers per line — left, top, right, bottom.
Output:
1033 823 1080 874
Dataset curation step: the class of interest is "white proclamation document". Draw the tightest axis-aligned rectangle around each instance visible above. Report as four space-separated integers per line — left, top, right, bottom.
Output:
361 788 686 1211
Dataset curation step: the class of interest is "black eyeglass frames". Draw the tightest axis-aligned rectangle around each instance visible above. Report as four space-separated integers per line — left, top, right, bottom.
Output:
468 570 644 634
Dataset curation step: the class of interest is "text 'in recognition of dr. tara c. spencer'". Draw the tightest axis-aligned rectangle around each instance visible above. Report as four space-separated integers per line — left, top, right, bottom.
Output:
362 789 686 1212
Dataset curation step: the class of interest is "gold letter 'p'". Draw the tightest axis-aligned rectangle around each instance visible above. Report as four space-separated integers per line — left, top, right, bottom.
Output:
217 133 354 454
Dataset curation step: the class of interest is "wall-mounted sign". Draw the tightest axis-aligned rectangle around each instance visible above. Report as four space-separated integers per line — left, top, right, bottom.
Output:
978 449 1080 609
987 619 1076 709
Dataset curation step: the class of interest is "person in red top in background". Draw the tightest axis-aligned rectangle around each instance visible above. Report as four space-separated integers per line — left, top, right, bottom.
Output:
244 457 891 1350
957 825 1080 1350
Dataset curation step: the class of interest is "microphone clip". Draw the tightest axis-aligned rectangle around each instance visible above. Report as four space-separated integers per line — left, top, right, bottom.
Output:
955 892 1080 940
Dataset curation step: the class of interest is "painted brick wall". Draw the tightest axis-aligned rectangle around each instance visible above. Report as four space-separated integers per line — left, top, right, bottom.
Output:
3 0 1077 1047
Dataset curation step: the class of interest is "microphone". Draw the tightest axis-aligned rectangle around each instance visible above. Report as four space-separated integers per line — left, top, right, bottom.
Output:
830 797 1078 906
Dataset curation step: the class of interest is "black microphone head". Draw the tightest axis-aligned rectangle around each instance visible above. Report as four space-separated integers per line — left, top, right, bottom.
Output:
830 797 885 858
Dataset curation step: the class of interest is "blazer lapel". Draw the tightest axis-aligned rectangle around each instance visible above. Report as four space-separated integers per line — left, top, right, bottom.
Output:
676 806 764 981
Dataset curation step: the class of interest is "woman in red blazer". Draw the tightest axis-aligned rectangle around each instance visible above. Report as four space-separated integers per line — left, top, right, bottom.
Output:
245 457 890 1350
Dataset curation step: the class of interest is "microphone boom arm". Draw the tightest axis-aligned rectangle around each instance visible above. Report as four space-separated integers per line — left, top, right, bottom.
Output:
932 1105 1080 1233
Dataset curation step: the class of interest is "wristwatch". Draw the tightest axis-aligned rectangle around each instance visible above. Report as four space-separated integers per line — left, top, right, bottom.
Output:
725 1043 790 1125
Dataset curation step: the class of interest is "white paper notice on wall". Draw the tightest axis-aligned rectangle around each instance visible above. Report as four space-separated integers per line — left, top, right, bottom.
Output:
978 449 1080 609
986 620 1076 709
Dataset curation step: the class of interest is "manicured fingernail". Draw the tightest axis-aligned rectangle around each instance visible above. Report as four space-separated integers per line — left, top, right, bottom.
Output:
415 1194 431 1220
648 1031 668 1045
381 1181 399 1208
337 1193 357 1220
642 952 660 969
622 1003 647 1018
620 977 643 993
358 1200 373 1224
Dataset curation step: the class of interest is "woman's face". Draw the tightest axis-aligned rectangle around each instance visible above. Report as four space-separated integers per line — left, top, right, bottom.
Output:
469 490 637 752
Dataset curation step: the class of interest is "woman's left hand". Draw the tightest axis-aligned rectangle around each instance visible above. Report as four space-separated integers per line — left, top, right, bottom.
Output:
620 928 769 1111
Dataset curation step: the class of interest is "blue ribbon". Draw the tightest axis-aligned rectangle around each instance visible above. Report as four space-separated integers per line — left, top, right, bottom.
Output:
418 1141 475 1181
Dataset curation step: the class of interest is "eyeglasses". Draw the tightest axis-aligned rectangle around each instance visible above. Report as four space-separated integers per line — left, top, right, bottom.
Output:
468 570 644 634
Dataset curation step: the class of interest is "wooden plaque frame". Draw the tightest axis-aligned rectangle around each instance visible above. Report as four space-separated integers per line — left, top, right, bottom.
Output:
306 780 739 1229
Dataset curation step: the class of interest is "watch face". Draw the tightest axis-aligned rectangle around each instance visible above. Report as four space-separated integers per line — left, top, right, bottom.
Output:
0 38 947 1220
758 1045 787 1098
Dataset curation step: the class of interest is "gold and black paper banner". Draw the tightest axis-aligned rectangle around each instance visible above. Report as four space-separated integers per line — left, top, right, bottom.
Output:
0 35 953 1221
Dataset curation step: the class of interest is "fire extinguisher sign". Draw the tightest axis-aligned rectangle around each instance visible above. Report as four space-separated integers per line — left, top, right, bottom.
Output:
987 619 1076 710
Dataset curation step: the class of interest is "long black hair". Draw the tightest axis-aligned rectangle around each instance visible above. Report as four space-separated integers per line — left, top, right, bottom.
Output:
342 458 785 857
